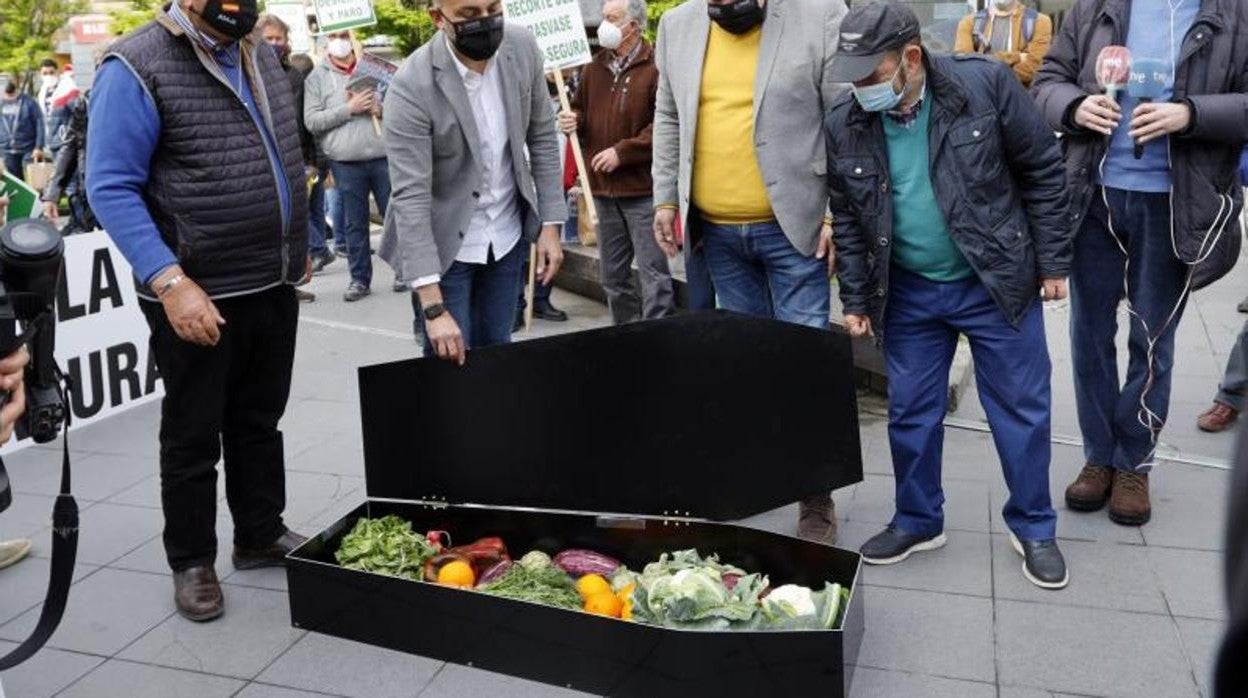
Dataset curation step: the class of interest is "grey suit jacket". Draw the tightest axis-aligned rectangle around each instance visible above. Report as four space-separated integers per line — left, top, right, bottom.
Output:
652 0 846 256
379 26 567 282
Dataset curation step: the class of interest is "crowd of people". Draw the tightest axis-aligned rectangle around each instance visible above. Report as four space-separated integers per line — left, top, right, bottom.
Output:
1 0 1246 685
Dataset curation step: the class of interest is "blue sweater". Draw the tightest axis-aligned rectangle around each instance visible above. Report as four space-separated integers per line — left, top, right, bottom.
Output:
87 36 292 286
0 94 45 154
1100 0 1199 193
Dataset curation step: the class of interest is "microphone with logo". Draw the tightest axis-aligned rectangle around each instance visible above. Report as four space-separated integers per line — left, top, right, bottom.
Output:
1095 45 1132 103
1127 57 1170 159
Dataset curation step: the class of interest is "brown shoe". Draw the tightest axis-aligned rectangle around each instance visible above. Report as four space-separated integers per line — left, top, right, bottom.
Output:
1197 402 1239 433
1065 463 1114 512
1109 470 1151 526
173 566 224 622
797 495 838 544
233 529 309 570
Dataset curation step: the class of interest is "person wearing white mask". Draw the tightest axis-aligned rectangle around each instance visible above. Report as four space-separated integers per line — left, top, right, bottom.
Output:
954 0 1052 88
304 29 396 302
37 59 63 157
557 0 675 325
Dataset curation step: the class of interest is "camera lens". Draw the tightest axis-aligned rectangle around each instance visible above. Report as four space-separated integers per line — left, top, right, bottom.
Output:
0 219 62 262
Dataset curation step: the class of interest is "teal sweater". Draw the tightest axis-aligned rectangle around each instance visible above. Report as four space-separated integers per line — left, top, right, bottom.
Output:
883 98 974 283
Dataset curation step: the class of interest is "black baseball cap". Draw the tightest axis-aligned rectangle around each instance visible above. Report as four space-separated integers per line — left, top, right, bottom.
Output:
829 2 922 83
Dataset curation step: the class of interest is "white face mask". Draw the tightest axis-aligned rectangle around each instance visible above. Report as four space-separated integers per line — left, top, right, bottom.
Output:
326 38 353 60
597 20 626 50
41 75 58 89
991 0 1015 9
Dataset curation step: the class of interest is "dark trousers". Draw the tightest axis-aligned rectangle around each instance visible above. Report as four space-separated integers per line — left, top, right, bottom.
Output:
595 195 674 324
1071 188 1190 472
307 176 328 256
141 286 298 572
329 158 390 288
1217 321 1248 411
3 152 24 180
885 268 1056 541
415 242 525 353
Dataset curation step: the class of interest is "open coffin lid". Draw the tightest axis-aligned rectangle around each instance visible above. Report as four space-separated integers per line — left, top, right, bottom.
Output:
359 311 864 520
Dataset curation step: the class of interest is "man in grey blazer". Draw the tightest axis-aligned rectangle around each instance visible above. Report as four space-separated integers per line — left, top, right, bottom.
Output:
379 0 566 364
650 0 847 543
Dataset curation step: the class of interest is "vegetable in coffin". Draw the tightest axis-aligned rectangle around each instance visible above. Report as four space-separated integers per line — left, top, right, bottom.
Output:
334 515 437 581
477 558 583 610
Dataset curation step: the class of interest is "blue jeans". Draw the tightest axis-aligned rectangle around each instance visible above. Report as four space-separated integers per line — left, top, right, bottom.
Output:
684 239 717 311
1071 188 1190 472
885 268 1056 541
326 186 345 253
307 176 328 256
329 158 390 288
701 220 829 328
416 242 526 353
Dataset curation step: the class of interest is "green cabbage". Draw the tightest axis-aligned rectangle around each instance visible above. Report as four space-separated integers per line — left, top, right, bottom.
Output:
630 550 766 630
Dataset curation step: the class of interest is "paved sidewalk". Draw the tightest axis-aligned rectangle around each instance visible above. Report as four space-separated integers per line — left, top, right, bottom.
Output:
0 250 1238 697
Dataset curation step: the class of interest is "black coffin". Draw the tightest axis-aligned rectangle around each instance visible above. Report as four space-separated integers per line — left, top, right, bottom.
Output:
287 312 866 697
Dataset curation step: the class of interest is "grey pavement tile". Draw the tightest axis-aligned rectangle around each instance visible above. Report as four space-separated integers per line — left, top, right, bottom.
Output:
281 472 365 527
288 433 367 477
0 493 84 540
0 568 175 656
0 640 103 697
990 535 1168 616
27 501 163 566
237 684 349 698
0 558 100 625
1148 462 1232 497
64 405 162 458
861 531 992 598
1147 547 1227 621
57 658 244 698
855 586 995 683
1174 617 1224 698
10 450 152 502
736 491 853 539
107 470 227 508
1141 491 1226 552
847 667 996 698
111 515 236 578
118 585 305 679
847 473 992 534
257 632 442 698
419 664 594 698
995 599 1200 697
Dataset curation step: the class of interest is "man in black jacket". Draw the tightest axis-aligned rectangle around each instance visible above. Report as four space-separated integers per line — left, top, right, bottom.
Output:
825 2 1072 589
1032 0 1248 529
40 94 96 234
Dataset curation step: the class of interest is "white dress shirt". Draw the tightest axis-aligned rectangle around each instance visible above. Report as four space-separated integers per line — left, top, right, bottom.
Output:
410 38 523 289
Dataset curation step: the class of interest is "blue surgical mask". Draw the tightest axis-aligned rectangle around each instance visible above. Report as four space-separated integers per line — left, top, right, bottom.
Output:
852 62 905 112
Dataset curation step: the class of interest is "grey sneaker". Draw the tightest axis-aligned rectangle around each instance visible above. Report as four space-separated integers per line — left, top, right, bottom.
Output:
797 495 838 544
860 526 946 565
343 282 370 302
1009 533 1069 590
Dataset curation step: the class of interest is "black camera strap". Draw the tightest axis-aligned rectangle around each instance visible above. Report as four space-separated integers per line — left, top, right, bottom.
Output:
0 375 77 671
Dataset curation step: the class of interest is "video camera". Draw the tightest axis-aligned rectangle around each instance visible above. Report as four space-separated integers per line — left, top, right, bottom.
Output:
0 217 67 510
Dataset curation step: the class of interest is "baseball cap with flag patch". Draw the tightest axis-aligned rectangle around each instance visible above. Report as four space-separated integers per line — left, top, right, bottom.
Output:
829 2 921 83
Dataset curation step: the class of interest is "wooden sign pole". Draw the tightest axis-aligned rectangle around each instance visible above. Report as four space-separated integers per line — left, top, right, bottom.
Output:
552 70 597 227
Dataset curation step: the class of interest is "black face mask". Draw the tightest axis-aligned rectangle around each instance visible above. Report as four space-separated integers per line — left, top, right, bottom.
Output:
445 12 505 61
707 0 766 34
199 0 259 41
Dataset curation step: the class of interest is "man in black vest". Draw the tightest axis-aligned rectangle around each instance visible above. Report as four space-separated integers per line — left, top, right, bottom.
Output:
86 0 310 622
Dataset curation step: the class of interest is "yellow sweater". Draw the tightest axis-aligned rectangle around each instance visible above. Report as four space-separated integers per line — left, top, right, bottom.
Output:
692 25 773 225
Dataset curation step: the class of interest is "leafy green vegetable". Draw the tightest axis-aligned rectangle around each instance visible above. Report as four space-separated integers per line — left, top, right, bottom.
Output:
630 550 767 631
334 515 437 581
756 583 846 631
478 562 582 610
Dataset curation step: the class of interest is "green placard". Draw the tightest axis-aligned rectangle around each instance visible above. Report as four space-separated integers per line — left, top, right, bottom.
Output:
312 0 377 33
1 171 38 223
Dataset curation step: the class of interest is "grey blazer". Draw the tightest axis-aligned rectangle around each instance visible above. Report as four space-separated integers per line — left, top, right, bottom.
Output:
379 25 567 282
652 0 846 256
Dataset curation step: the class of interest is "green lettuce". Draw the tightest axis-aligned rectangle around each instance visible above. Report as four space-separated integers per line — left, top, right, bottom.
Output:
630 550 766 630
334 515 436 581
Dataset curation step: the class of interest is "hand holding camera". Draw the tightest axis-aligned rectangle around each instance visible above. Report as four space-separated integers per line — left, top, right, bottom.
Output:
0 346 28 444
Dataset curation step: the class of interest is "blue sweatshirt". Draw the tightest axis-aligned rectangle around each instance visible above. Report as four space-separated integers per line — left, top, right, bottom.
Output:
1100 0 1200 193
0 93 45 154
86 14 292 287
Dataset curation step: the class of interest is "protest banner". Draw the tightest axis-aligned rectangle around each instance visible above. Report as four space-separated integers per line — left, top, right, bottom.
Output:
312 0 376 33
0 172 38 224
266 0 315 53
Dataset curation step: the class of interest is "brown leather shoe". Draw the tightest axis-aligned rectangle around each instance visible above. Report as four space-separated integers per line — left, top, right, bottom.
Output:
173 566 224 622
1197 402 1239 433
233 529 309 570
797 495 838 544
1109 470 1151 526
1064 463 1114 512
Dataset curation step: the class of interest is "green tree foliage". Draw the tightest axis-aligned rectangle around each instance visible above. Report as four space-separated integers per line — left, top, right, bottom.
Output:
360 0 437 57
645 0 683 43
0 0 87 87
110 0 163 37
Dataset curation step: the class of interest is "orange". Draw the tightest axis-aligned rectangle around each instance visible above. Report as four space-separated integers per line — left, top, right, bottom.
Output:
584 591 624 618
621 596 634 621
576 574 612 599
616 583 636 601
436 560 475 588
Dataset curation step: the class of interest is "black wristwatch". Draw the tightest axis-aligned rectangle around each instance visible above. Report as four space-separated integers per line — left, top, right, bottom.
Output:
423 302 447 321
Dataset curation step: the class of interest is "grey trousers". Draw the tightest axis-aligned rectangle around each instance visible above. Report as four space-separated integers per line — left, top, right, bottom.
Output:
594 195 675 324
1217 320 1248 411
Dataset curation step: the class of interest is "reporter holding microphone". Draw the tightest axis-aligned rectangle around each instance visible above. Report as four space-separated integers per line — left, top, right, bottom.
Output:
1032 0 1248 529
